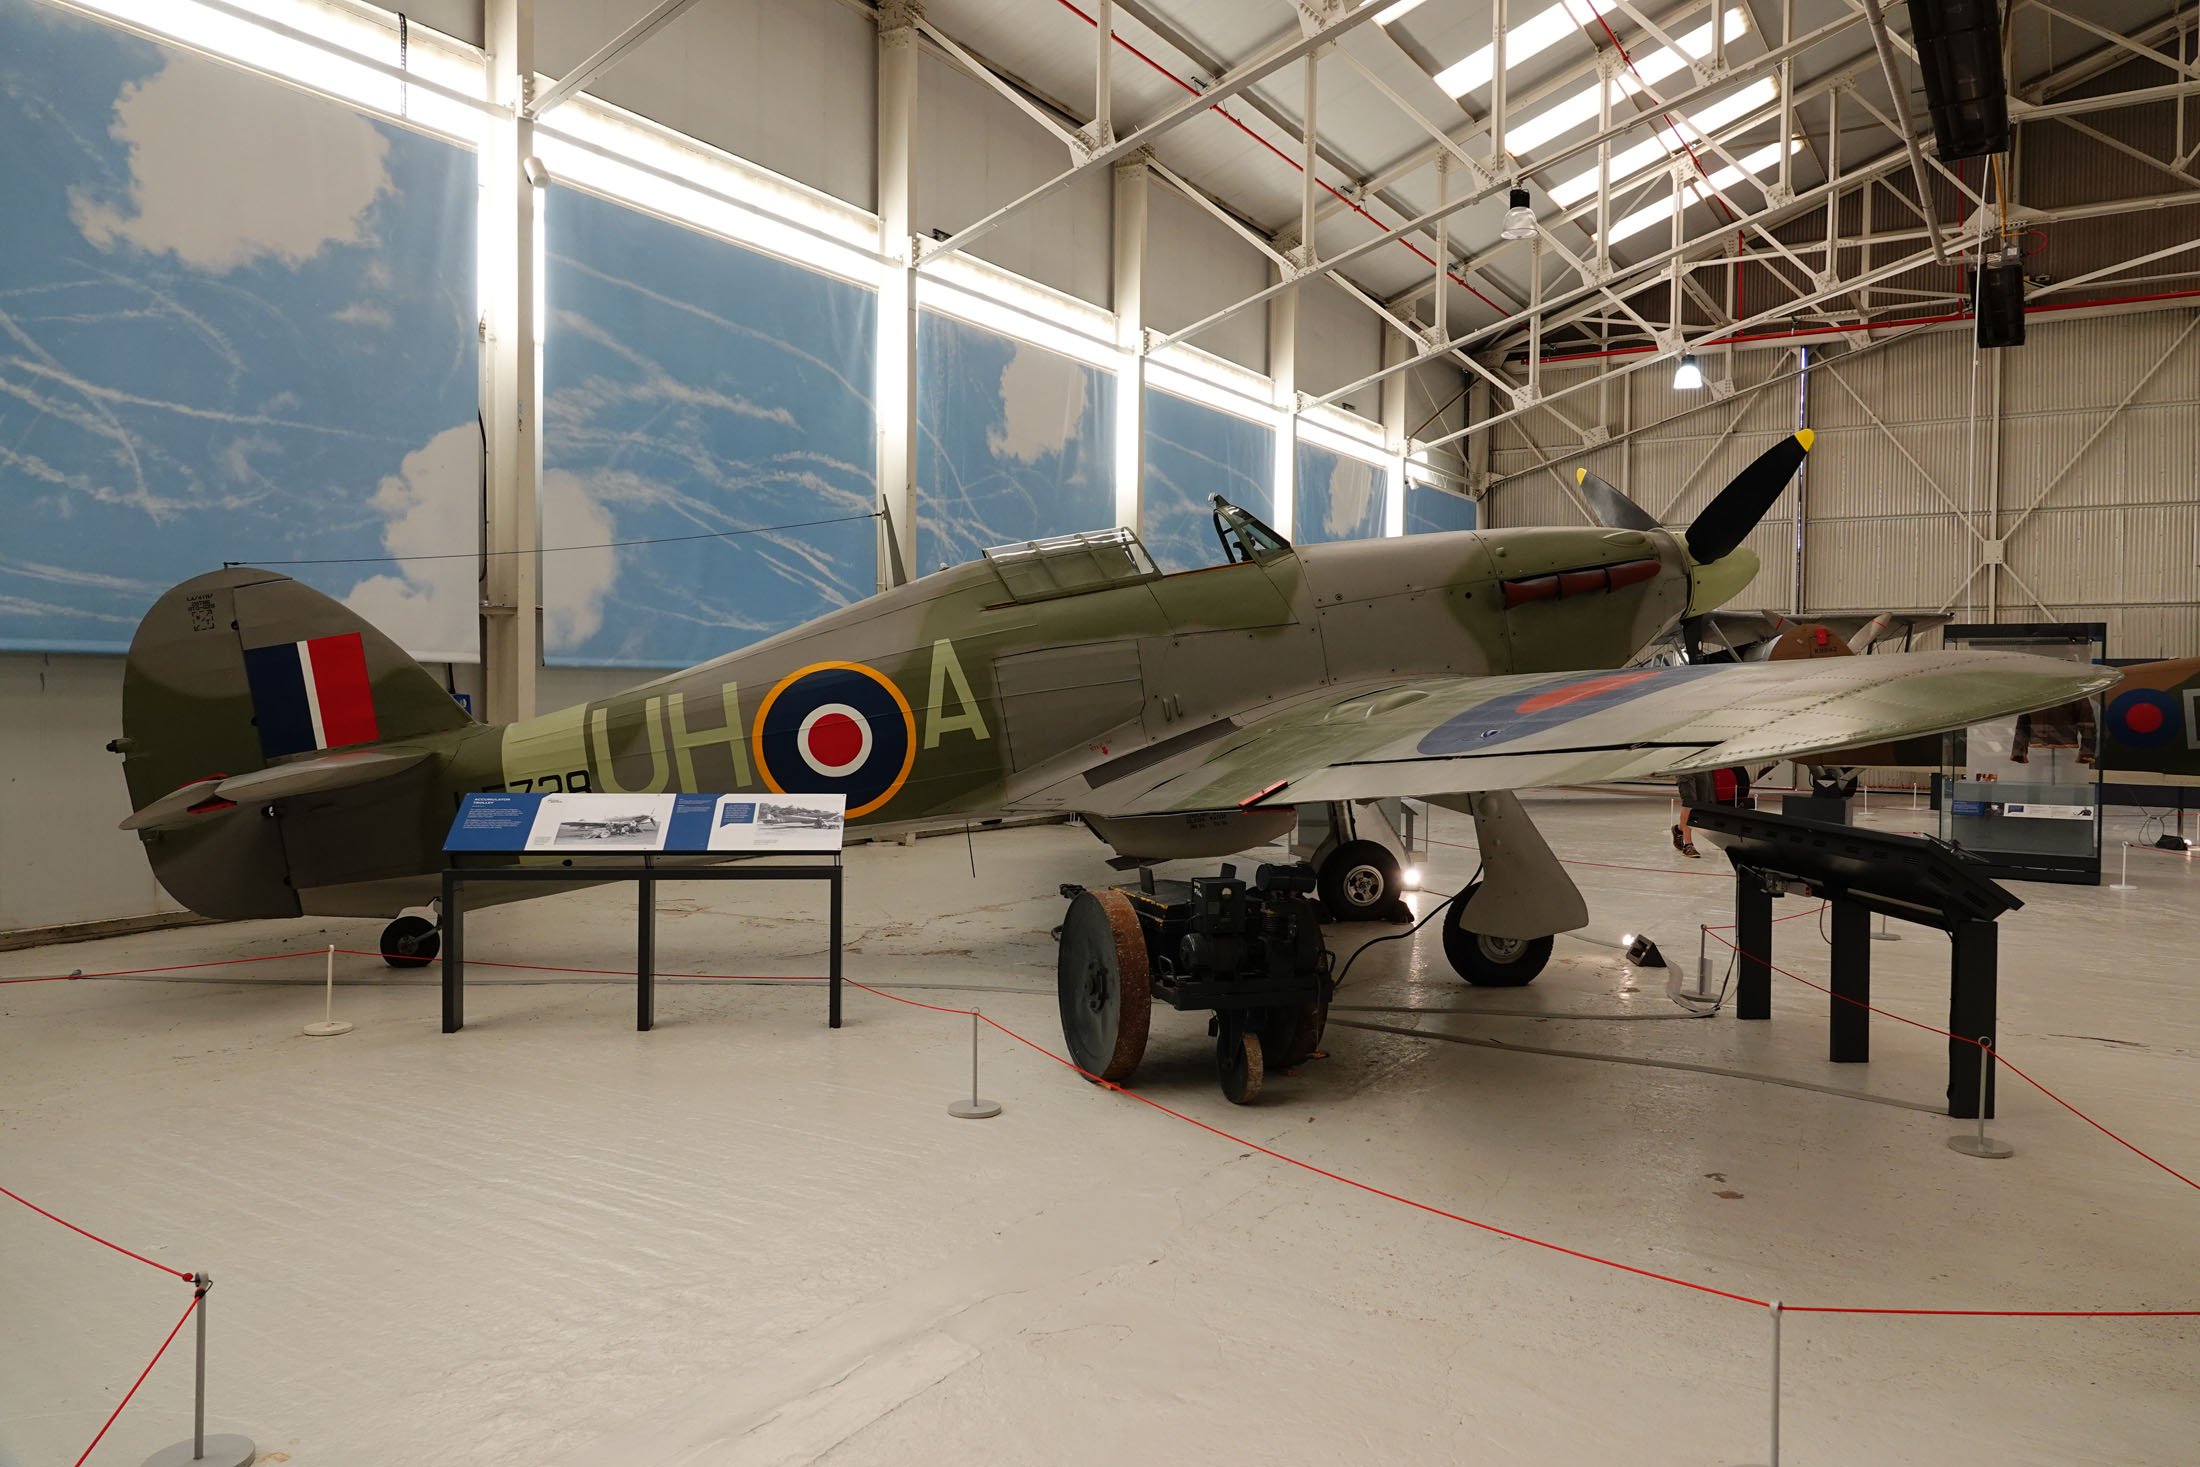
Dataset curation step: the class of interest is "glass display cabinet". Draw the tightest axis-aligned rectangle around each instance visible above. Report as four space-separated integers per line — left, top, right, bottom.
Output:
1938 623 2107 885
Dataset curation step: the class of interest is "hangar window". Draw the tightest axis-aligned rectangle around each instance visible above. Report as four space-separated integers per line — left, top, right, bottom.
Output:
984 528 1161 604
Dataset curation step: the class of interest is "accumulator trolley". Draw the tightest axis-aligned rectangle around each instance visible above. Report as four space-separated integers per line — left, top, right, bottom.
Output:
1055 863 1334 1105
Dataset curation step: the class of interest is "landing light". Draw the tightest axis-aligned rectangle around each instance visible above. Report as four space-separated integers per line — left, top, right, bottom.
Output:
1673 353 1704 390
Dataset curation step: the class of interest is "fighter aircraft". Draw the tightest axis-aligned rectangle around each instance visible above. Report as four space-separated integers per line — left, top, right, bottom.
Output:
112 430 2110 988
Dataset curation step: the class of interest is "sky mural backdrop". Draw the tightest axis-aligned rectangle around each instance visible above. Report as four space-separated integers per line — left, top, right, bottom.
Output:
916 311 1115 573
0 0 479 658
1407 479 1477 534
1141 388 1275 574
1294 441 1388 545
543 187 877 667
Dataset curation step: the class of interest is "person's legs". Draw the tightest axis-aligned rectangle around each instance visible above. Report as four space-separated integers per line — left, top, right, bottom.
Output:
1671 806 1700 858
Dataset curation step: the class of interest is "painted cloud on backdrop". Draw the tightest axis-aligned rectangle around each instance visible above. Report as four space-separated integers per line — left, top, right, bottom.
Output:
540 468 618 653
342 423 480 660
1324 457 1380 539
70 49 391 272
988 344 1087 465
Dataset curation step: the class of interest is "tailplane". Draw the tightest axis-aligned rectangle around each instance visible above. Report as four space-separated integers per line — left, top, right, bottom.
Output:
117 568 475 918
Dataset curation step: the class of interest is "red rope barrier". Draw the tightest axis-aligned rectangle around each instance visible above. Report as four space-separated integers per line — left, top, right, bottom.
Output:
1703 927 2200 1194
1 949 326 983
0 1185 195 1282
71 1291 200 1467
836 976 2197 1319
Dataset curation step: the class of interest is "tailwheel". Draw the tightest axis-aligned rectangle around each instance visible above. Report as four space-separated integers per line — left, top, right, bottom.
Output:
1216 1022 1264 1105
1260 1001 1328 1070
1317 839 1402 921
1056 888 1152 1084
1441 881 1551 987
379 913 440 969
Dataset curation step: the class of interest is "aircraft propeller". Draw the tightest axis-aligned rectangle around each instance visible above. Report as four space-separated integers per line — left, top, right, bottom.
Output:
1681 430 1814 563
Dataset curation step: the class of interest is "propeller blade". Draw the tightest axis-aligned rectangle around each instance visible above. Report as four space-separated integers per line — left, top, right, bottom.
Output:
1683 430 1814 563
1572 466 1661 532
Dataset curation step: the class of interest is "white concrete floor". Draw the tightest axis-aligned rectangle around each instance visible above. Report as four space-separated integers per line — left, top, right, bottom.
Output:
3 794 2196 1467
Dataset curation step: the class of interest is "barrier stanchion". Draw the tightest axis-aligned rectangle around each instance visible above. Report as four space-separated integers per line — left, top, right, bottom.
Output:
1870 911 1900 943
1947 1038 2015 1160
140 1270 253 1467
948 1008 1002 1120
1731 1299 1783 1466
2109 842 2138 892
302 944 351 1037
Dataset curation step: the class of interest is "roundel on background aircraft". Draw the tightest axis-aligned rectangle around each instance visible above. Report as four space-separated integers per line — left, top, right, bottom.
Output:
753 661 917 817
2106 687 2182 750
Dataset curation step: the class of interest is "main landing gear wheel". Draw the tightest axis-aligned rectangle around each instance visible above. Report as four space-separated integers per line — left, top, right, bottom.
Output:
1317 839 1403 921
379 913 440 969
1217 1024 1264 1105
1057 888 1152 1084
1442 881 1551 987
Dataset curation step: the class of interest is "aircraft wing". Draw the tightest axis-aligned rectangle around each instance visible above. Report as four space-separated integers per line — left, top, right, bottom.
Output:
1079 651 2116 815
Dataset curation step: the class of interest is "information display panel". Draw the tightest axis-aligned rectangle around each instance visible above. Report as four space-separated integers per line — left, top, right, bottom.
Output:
445 793 845 853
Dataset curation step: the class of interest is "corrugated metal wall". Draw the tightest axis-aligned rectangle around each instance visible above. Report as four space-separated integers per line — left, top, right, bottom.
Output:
1481 310 2200 655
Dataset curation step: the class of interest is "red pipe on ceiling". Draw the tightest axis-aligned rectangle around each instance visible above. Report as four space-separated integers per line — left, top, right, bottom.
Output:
1522 286 2200 362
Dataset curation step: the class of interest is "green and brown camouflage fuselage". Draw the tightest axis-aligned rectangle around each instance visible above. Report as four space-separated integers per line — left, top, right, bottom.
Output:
118 521 1691 920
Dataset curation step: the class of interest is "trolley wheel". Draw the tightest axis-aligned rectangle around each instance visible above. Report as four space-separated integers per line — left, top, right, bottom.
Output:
1056 888 1152 1083
1260 1001 1328 1070
1441 882 1550 987
1318 839 1402 921
1217 1026 1265 1105
380 914 440 969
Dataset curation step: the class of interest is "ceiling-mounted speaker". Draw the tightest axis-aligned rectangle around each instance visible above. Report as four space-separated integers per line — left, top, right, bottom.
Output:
1975 250 2026 350
1905 0 2012 161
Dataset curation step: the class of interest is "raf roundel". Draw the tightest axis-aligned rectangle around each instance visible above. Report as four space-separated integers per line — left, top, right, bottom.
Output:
2107 687 2182 751
753 661 917 817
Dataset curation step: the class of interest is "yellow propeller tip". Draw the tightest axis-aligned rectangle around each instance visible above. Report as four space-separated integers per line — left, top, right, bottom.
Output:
1795 428 1815 452
1575 468 1586 484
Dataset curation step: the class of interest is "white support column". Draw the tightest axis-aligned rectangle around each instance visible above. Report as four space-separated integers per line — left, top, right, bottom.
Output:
1092 0 1114 148
1270 277 1299 538
482 0 539 725
1113 152 1148 533
1381 330 1409 537
876 3 921 588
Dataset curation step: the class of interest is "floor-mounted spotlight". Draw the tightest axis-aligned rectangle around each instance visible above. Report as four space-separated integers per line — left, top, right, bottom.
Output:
1500 187 1536 240
1672 353 1704 390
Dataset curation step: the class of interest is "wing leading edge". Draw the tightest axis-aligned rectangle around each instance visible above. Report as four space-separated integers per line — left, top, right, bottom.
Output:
1081 651 2117 815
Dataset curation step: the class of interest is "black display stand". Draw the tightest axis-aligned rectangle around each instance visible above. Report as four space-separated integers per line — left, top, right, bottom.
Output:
1686 806 2021 1118
439 860 843 1034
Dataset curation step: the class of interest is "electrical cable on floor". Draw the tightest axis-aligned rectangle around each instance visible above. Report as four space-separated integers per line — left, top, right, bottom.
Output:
1327 863 1477 996
1325 1017 1948 1115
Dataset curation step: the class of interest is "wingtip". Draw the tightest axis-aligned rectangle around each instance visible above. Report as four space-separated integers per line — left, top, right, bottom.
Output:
1795 428 1815 452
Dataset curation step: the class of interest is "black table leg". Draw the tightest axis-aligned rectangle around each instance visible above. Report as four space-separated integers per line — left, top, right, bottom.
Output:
1948 917 1998 1118
637 871 655 1032
828 865 843 1030
441 868 463 1034
1828 898 1871 1062
1736 874 1774 1021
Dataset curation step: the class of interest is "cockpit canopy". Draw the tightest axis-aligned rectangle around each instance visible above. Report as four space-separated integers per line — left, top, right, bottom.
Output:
980 498 1292 606
982 527 1160 605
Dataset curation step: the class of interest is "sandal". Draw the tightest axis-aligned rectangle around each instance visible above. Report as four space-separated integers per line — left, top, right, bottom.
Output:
1671 824 1700 858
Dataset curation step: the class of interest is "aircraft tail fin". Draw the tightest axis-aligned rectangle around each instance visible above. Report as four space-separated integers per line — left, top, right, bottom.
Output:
115 568 474 917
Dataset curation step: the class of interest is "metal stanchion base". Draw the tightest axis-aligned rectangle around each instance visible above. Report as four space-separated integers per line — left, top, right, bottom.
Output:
1946 1133 2015 1159
142 1433 255 1467
2109 884 2138 893
948 1099 1002 1120
302 1020 353 1037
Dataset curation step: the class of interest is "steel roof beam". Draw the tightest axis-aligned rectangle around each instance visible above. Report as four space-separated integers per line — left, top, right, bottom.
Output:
918 0 1393 267
528 0 708 119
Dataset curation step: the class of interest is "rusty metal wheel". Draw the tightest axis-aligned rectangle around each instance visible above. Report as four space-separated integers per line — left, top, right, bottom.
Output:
1217 1026 1264 1105
1056 888 1152 1083
1260 1001 1327 1070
